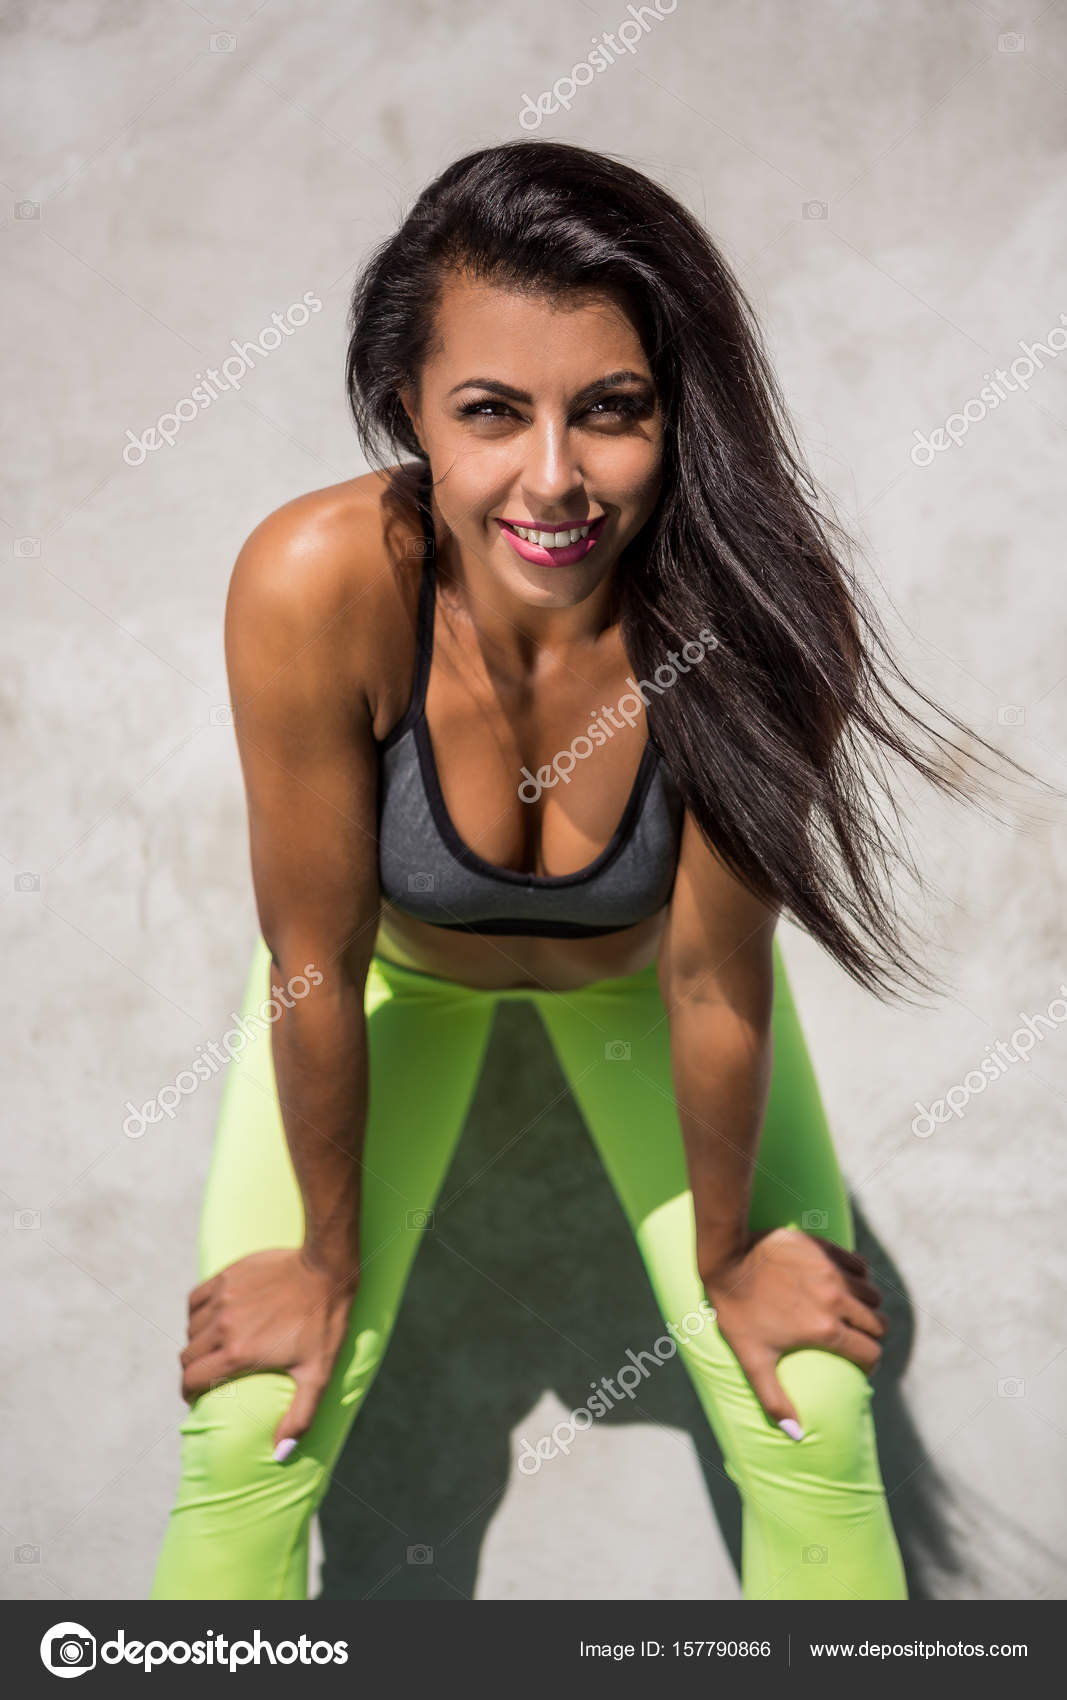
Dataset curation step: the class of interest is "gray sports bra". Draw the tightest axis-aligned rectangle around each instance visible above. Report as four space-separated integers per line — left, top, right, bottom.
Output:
375 471 686 938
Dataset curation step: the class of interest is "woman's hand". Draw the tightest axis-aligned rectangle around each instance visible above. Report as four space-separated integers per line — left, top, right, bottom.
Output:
180 1248 361 1459
701 1227 888 1436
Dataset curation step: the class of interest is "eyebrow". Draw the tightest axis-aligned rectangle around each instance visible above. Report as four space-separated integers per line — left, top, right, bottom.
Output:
446 369 654 407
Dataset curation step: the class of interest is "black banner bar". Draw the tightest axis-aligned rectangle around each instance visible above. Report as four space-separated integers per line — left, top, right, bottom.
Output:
8 1600 1055 1690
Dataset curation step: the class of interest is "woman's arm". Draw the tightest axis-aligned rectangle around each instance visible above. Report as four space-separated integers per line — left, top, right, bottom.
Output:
224 500 383 1286
657 809 778 1280
657 810 888 1436
180 495 385 1452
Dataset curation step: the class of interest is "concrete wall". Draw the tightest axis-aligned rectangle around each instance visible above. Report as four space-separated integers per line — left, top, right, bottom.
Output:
3 0 1065 1601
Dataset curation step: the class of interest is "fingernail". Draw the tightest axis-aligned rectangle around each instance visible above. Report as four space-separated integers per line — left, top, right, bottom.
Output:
778 1418 805 1441
273 1438 298 1463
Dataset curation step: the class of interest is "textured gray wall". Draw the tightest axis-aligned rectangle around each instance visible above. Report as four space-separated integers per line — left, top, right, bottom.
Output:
3 0 1065 1602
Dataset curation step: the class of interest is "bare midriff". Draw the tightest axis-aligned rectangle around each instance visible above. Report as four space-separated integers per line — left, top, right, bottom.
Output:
372 904 667 993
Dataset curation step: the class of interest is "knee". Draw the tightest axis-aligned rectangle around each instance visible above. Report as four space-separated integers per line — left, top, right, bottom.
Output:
774 1348 877 1481
174 1324 390 1499
177 1373 297 1497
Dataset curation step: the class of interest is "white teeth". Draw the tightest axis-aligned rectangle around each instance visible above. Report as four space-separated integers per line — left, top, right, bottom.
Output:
512 524 591 546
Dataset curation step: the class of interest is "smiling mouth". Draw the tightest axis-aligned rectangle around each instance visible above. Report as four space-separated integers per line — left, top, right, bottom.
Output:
497 515 606 547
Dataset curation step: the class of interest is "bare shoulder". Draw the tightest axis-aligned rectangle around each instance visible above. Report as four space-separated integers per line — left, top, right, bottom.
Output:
224 465 425 727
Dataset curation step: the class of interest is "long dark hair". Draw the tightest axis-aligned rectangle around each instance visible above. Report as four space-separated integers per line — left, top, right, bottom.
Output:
345 139 1056 1004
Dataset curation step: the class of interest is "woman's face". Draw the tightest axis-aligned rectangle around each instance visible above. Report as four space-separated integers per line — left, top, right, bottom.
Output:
401 270 665 603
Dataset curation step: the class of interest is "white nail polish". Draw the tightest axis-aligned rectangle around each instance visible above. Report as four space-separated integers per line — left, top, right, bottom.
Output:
778 1418 805 1441
273 1437 298 1462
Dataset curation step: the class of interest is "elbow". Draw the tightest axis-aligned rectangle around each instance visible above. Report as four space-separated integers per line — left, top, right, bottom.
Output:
669 996 774 1058
659 968 775 1042
261 945 371 1044
262 918 378 1000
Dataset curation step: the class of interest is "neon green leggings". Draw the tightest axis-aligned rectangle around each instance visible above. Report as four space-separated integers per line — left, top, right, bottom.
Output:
149 934 907 1601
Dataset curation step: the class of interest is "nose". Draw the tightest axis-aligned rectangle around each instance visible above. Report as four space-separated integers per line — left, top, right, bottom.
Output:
519 424 585 516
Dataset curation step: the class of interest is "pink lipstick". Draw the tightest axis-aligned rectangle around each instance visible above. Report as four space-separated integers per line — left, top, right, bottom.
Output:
495 513 607 568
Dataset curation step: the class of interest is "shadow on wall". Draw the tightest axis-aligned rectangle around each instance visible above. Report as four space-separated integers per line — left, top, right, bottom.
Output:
318 998 952 1602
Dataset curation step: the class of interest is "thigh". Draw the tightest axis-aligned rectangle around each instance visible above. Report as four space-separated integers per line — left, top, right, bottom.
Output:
532 938 851 1261
534 942 903 1600
196 939 498 1414
152 944 496 1599
748 938 853 1249
532 956 707 1332
532 940 872 1447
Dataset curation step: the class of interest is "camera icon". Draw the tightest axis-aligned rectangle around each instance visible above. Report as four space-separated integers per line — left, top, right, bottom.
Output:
210 32 236 52
802 201 828 220
604 1040 631 1061
405 1208 434 1231
42 1624 97 1672
15 1209 41 1230
997 1377 1024 1397
14 871 40 892
996 704 1025 726
407 871 435 892
802 1208 829 1230
407 1544 433 1565
406 538 432 556
15 201 40 220
209 704 234 726
803 1543 828 1563
996 32 1024 52
15 1543 40 1563
14 537 41 556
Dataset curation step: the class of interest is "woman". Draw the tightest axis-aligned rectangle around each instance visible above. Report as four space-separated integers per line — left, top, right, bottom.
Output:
150 140 1036 1601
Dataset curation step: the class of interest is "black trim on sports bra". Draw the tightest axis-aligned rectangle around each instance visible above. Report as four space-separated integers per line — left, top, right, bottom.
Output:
415 716 660 889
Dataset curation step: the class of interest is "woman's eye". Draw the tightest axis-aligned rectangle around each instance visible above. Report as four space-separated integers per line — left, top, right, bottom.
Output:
587 398 634 418
457 395 650 423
